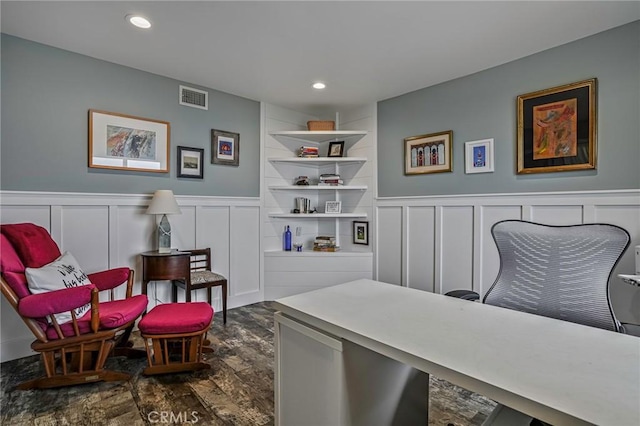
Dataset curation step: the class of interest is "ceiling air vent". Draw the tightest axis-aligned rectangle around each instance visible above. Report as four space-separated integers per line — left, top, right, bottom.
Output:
179 85 208 110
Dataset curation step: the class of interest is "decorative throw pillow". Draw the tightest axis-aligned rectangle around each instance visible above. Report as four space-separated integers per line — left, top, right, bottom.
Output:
25 252 91 325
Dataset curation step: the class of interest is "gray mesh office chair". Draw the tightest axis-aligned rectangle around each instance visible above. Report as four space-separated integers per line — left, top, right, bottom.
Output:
447 220 637 334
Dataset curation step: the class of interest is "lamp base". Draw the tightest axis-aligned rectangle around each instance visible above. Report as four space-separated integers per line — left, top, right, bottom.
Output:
157 214 172 253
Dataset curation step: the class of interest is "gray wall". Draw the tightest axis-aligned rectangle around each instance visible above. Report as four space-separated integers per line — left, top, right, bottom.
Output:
378 21 640 197
1 35 260 197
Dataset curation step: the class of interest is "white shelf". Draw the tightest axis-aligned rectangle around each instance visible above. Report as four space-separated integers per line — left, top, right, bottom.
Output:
269 185 367 191
268 213 367 219
268 157 366 166
270 130 367 144
265 250 373 257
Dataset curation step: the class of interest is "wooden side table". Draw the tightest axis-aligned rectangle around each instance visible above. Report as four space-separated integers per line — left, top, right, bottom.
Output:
141 250 191 301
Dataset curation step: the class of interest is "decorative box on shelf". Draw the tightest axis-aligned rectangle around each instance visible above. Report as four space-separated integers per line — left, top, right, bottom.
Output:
307 121 335 131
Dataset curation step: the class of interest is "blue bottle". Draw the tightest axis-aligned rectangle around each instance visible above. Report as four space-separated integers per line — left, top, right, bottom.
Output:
283 225 292 251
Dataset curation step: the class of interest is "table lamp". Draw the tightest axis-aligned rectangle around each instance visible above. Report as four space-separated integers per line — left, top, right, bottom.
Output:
146 190 181 253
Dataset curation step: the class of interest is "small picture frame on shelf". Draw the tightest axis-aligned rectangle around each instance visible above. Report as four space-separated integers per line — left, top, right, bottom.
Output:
177 146 204 179
325 201 342 214
353 221 369 245
327 141 345 157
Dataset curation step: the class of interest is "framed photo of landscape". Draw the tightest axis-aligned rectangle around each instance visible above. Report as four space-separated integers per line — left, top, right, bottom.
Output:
211 129 239 166
177 146 204 179
89 109 170 173
404 130 453 175
517 78 597 174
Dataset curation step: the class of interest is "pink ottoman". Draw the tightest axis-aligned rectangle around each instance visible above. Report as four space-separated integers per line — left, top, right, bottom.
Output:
139 302 214 375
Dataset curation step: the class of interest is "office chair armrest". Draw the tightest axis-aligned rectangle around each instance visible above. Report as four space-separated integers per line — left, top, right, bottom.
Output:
620 322 640 337
444 289 480 301
18 284 96 318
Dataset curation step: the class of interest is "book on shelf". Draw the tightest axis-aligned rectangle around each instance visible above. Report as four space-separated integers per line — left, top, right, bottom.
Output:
318 173 343 186
313 246 341 252
298 146 319 158
313 235 339 251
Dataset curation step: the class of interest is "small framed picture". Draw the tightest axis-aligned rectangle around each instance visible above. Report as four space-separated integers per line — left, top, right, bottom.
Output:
465 139 494 174
327 141 345 157
404 130 453 175
325 201 342 214
353 221 369 245
177 146 204 179
211 129 239 166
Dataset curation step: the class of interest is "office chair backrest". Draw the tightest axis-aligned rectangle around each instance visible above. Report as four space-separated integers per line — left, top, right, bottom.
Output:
485 220 630 332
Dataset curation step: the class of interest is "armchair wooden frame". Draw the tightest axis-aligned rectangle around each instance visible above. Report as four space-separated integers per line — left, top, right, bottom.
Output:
1 270 144 390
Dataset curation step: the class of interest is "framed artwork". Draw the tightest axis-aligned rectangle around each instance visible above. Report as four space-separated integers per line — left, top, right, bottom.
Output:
177 146 204 179
89 109 170 173
353 221 369 245
327 141 345 157
517 78 597 174
404 130 453 175
211 129 239 166
465 138 495 174
325 201 342 214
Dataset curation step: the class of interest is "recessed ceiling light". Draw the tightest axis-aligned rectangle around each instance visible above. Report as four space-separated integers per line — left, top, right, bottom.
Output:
312 82 326 90
126 15 151 29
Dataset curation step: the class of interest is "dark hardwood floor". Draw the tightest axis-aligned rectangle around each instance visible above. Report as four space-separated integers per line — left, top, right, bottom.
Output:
0 302 495 425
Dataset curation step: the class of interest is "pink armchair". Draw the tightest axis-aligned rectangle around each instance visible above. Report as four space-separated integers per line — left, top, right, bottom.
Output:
0 223 147 389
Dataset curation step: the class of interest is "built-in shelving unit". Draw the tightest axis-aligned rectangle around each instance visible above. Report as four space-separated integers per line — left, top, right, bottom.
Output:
262 105 376 299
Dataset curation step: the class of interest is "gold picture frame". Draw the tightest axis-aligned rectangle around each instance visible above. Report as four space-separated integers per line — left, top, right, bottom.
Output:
517 79 597 174
404 130 453 175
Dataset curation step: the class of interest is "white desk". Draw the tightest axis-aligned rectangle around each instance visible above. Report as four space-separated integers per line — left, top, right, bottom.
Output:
274 279 640 426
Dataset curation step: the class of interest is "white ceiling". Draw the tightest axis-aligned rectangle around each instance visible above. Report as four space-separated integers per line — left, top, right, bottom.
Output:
2 1 639 114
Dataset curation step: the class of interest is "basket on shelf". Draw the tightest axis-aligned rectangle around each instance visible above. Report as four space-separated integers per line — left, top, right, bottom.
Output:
307 121 335 131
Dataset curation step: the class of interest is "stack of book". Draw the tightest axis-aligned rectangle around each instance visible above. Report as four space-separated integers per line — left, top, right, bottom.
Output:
298 146 319 158
313 236 339 252
318 173 343 186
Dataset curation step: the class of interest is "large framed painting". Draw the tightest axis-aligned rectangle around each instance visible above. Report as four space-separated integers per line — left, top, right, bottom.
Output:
404 130 453 175
517 79 597 174
89 110 170 173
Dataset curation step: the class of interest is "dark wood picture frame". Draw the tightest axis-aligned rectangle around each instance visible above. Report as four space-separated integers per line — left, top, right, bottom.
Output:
517 78 597 174
211 129 239 166
327 141 345 157
177 146 204 179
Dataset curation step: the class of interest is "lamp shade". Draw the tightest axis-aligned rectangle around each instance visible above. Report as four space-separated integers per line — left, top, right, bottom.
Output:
146 190 181 215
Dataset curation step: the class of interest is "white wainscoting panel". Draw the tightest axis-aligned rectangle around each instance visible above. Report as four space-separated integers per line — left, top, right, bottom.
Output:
376 206 403 286
0 191 261 362
439 206 474 295
376 190 640 326
406 206 436 293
